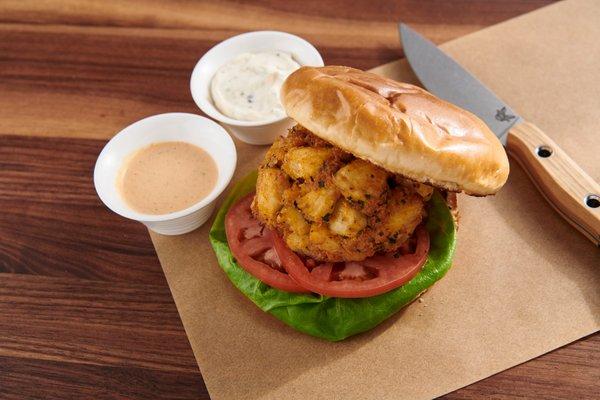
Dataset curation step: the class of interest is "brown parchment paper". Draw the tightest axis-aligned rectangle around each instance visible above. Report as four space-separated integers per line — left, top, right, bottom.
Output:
150 1 600 398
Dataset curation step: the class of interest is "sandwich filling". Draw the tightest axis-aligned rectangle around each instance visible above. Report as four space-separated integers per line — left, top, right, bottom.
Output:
252 125 434 262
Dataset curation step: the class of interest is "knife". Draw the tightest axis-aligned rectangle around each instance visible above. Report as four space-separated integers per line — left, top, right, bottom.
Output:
399 23 600 246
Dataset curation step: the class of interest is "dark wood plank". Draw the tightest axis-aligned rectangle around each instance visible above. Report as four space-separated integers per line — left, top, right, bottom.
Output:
0 135 163 283
0 132 203 396
0 273 198 373
0 355 208 400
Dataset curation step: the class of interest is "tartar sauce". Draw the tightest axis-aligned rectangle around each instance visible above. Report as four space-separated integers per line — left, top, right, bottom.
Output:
210 52 300 121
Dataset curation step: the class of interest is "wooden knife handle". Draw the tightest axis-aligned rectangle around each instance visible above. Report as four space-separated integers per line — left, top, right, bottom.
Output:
505 121 600 246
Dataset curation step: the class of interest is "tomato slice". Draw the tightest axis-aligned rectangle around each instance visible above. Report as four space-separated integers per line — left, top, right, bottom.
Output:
225 193 309 293
273 226 430 298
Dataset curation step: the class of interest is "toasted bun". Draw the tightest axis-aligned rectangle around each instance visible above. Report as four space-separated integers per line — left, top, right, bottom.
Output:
281 66 509 195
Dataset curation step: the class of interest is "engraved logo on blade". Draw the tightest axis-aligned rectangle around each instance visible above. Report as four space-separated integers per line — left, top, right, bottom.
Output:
495 107 516 122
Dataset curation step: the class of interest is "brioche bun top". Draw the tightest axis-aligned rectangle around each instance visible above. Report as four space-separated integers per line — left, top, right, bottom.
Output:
281 66 509 195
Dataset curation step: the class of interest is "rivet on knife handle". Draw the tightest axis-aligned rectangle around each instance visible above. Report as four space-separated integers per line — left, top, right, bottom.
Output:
506 121 600 246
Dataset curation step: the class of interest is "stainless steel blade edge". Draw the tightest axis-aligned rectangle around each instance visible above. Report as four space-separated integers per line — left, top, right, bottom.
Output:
399 23 521 144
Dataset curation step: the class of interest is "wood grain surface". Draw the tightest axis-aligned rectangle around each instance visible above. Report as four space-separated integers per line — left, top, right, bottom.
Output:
1 1 598 399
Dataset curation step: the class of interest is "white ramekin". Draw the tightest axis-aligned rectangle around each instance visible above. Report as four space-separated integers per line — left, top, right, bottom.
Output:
190 31 324 145
94 113 237 235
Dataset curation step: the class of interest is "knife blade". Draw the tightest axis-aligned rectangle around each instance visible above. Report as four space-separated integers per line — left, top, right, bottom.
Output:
399 24 521 144
399 23 600 246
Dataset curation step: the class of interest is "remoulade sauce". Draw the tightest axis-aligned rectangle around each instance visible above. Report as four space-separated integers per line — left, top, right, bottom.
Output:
117 141 218 215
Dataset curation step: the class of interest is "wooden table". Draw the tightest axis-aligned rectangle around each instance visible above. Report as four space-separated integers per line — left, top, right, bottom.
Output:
1 1 598 399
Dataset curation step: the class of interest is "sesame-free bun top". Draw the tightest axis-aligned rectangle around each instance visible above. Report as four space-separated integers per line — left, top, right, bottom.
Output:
281 66 509 195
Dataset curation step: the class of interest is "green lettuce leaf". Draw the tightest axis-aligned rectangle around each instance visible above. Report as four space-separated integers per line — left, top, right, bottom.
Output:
209 171 456 341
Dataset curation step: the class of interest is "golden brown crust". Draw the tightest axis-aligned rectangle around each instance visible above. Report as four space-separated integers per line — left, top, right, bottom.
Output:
252 127 428 262
281 66 509 196
444 192 459 227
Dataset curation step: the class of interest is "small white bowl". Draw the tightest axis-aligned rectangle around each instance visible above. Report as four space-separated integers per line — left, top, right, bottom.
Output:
94 113 237 235
190 31 324 145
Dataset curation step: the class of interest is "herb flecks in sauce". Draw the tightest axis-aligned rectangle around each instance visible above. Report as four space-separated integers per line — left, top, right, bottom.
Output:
210 52 300 121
